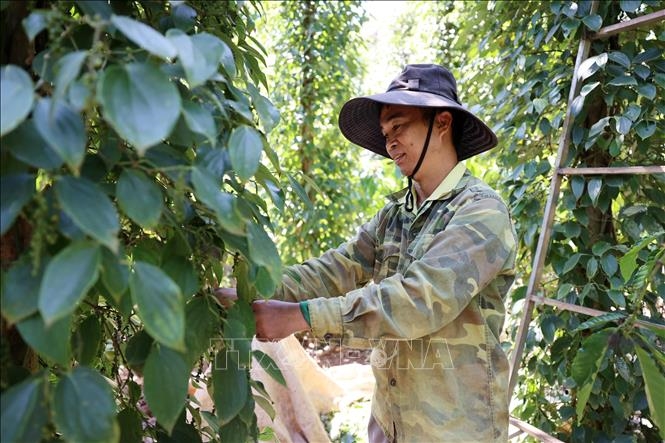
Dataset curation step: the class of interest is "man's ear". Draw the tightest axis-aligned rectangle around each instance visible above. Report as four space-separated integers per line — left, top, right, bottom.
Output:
436 111 453 132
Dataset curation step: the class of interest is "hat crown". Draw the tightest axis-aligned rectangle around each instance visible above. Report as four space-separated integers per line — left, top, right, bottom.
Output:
386 64 460 105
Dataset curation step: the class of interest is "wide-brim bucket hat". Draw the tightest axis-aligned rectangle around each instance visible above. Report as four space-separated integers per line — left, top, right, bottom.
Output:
338 64 497 161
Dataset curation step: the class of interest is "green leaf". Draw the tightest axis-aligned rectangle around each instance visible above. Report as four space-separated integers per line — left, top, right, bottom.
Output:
614 116 632 135
0 65 34 136
248 84 280 134
125 330 153 372
228 125 263 181
182 100 217 146
38 241 100 325
117 170 164 228
3 119 63 169
635 121 656 140
183 296 219 365
600 254 618 276
53 366 120 443
247 222 282 284
143 344 189 434
573 313 625 332
608 75 637 86
562 253 582 274
637 83 656 100
607 290 626 308
166 30 232 87
98 63 181 154
0 174 34 236
100 248 129 303
588 178 602 205
619 0 641 12
591 241 611 256
571 176 585 200
252 350 286 386
110 15 176 59
130 261 185 351
117 408 143 443
72 315 102 365
582 14 602 32
55 176 120 252
76 0 112 19
190 166 245 235
16 313 72 366
633 47 661 64
33 98 86 170
586 257 598 279
608 51 631 69
619 235 658 281
53 51 87 100
0 375 49 443
578 53 607 80
212 349 249 425
22 11 48 41
572 328 613 422
635 346 665 437
163 256 199 298
1 258 45 324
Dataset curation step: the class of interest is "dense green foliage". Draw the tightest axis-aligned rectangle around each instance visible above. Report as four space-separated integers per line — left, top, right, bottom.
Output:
257 0 385 265
1 0 663 442
431 0 665 440
1 1 284 441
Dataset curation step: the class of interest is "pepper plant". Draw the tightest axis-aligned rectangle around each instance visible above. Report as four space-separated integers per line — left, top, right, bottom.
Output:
1 1 284 441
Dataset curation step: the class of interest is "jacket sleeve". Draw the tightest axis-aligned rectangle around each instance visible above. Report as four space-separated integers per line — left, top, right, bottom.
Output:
305 191 517 347
272 208 383 303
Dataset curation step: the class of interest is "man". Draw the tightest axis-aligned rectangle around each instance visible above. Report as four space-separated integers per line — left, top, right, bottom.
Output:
222 64 517 442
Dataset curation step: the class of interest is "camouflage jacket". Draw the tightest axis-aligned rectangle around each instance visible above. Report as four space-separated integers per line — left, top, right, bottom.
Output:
274 165 517 442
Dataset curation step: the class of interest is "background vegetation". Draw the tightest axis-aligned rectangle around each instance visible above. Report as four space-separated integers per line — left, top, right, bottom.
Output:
1 0 663 442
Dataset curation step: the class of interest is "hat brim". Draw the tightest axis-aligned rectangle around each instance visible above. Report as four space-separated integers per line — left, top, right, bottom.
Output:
338 90 498 161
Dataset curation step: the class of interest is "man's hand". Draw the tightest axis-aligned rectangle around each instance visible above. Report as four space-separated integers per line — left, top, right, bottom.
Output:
213 287 238 308
252 300 310 342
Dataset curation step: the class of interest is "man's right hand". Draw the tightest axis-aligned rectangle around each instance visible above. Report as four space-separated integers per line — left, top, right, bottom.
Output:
213 287 238 308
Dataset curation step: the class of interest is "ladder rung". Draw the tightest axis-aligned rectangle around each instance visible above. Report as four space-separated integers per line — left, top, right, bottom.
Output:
530 295 665 330
509 417 565 443
590 9 665 40
558 166 665 175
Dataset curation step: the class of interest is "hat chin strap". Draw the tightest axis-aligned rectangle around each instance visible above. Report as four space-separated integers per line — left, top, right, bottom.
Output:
405 114 436 212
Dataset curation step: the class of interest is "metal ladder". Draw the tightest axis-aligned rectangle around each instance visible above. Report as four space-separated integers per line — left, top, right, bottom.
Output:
507 3 665 441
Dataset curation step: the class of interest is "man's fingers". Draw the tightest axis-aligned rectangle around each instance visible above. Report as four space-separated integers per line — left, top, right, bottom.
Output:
214 287 238 308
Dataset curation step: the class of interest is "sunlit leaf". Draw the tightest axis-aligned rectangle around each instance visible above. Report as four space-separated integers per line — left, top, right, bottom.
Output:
0 65 34 136
635 347 665 435
130 261 185 351
228 125 263 181
572 329 613 422
98 63 181 153
38 240 101 325
111 15 176 59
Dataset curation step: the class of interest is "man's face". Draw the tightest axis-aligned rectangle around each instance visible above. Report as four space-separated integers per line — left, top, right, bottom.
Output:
379 105 430 177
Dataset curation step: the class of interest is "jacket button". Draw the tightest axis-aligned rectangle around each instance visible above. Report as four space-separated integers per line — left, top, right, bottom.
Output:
390 378 397 386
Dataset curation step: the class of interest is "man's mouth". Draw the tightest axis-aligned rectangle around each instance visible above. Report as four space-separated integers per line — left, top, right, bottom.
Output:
394 153 405 165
